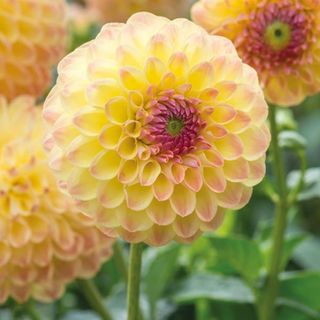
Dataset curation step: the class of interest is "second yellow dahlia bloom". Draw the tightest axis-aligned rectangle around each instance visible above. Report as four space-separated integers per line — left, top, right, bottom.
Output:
0 0 67 101
0 97 113 303
43 13 270 246
192 0 320 106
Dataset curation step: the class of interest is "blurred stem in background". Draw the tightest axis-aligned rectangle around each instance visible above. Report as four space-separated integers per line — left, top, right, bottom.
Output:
259 104 289 320
127 243 143 320
78 279 113 320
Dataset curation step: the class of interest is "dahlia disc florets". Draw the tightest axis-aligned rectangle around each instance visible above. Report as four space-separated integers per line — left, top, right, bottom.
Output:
0 0 67 101
192 0 320 106
43 13 270 246
0 97 113 303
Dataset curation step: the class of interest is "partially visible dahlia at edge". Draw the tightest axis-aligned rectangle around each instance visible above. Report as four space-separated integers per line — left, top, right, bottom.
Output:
0 97 114 303
86 0 194 22
0 0 67 101
192 0 320 106
43 13 270 246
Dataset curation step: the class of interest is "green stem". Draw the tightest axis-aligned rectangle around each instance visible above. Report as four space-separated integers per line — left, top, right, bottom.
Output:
25 302 42 320
114 241 128 282
78 279 113 320
259 105 289 320
127 243 143 320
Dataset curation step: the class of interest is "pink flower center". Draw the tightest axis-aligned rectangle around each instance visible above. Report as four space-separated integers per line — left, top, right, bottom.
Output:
141 92 207 163
239 1 314 73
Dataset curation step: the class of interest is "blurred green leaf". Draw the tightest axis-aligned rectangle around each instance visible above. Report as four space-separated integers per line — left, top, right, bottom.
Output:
288 168 320 201
276 298 320 320
293 236 320 270
61 310 100 320
143 243 180 311
278 131 307 151
276 109 298 131
279 272 320 310
172 273 254 304
207 235 263 283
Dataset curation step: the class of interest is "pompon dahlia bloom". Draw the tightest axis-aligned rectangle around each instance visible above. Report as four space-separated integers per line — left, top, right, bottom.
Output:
0 97 113 303
0 0 67 101
192 0 320 106
86 0 194 22
43 13 270 246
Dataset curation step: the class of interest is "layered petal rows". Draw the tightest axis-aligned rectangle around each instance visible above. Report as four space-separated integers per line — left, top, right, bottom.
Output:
192 0 320 106
0 97 113 303
0 0 67 101
43 13 270 246
86 0 194 22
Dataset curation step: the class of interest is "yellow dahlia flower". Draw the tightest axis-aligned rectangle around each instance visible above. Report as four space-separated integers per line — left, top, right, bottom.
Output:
86 0 194 22
43 13 270 246
192 0 320 107
0 0 67 101
0 96 113 303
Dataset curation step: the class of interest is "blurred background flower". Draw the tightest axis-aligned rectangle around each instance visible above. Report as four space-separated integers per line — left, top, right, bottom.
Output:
0 96 114 303
0 0 67 101
192 0 320 106
43 13 270 246
85 0 195 22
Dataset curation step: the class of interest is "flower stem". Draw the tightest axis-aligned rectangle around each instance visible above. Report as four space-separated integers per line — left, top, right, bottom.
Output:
260 105 288 320
78 279 113 320
127 243 143 320
114 241 128 282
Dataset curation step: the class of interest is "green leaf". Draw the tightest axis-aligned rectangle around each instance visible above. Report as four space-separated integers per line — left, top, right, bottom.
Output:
142 244 180 318
278 131 307 151
293 236 320 270
61 311 100 320
288 168 320 201
171 273 254 304
279 271 320 310
207 235 264 283
276 298 320 320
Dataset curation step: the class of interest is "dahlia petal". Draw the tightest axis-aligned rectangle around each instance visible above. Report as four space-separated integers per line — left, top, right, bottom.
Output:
214 81 238 101
188 61 214 90
124 120 142 138
25 215 48 243
11 244 32 267
146 200 176 226
87 59 118 81
184 167 203 192
68 169 99 201
203 167 226 193
146 225 175 247
117 136 138 160
105 96 129 125
90 150 121 180
117 45 141 67
152 174 174 201
211 104 236 124
170 184 196 217
125 184 153 211
0 242 11 267
214 134 243 160
98 178 124 208
120 66 148 91
119 208 153 232
32 239 53 267
164 163 186 184
52 217 75 250
147 33 172 62
169 52 189 78
139 160 161 186
118 159 139 184
11 285 30 303
239 126 270 160
87 79 123 107
195 187 218 222
145 57 166 84
67 137 102 168
224 111 251 133
203 149 224 167
173 214 200 238
51 116 79 149
73 107 106 136
9 219 31 248
223 158 249 182
245 157 266 187
99 124 123 150
95 206 120 228
200 207 225 232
